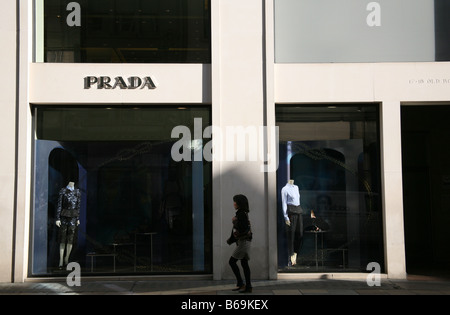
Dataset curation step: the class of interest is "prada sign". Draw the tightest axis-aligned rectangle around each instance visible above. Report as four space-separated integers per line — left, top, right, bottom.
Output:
84 76 157 90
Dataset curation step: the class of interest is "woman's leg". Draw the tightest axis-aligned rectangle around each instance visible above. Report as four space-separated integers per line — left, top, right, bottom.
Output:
229 257 243 286
240 258 251 288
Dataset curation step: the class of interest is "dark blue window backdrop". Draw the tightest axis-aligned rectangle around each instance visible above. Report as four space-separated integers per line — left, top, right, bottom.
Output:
44 0 211 63
276 105 384 273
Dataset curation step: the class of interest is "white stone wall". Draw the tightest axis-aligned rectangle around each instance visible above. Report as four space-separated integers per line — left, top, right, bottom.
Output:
5 0 450 282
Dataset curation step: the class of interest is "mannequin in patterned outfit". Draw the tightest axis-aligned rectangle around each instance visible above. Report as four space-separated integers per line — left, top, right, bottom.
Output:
56 182 81 268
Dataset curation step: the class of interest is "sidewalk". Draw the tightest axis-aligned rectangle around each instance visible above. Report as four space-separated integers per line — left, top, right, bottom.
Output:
1 275 450 295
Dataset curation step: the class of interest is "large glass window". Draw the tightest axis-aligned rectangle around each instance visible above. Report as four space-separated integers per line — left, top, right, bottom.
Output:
43 0 211 63
31 106 212 276
276 105 384 273
275 0 450 63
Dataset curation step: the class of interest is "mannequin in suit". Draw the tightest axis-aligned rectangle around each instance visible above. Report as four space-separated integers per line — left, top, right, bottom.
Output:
281 179 303 266
56 181 81 269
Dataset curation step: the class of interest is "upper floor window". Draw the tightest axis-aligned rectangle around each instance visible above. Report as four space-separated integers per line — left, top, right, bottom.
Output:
275 0 450 63
42 0 211 63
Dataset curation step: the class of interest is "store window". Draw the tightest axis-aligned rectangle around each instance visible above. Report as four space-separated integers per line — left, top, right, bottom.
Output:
275 0 450 63
41 0 211 63
31 106 212 276
276 105 384 273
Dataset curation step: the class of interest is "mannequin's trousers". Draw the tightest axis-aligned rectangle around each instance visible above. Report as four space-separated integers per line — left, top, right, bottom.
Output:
287 212 303 256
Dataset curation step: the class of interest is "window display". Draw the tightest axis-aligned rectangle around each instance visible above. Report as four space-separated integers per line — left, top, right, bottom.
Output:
31 106 212 276
276 105 384 272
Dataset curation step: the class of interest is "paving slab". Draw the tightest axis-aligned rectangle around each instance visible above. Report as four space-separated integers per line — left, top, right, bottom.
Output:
1 277 450 296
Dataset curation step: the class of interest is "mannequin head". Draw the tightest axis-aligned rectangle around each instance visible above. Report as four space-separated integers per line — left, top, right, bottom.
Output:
288 179 294 185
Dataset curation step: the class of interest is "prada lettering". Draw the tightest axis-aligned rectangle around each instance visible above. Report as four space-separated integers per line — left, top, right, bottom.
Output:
84 76 157 90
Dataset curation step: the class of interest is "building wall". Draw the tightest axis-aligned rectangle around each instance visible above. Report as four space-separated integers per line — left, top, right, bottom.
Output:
0 0 18 283
3 0 450 282
275 62 450 279
29 0 271 281
211 0 269 280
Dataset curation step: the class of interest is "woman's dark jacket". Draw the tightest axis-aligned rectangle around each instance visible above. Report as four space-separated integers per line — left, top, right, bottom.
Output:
227 209 252 245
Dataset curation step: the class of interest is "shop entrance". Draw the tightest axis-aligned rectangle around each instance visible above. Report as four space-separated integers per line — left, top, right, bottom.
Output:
401 105 450 278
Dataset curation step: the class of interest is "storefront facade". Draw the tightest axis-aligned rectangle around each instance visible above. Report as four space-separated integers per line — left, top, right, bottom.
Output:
2 0 450 282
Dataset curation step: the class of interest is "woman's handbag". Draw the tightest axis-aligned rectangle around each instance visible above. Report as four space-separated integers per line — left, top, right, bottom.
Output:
226 212 252 244
226 229 237 245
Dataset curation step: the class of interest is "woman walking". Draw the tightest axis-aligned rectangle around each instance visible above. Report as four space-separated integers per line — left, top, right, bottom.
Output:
227 194 252 293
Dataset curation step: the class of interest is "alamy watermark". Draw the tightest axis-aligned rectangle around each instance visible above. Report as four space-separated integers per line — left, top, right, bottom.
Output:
65 1 382 28
66 262 81 287
171 118 279 173
366 262 381 287
366 2 381 27
66 2 81 27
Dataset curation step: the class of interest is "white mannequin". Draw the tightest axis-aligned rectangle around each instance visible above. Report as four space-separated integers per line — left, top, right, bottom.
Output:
282 180 297 226
56 182 80 268
281 179 301 265
282 180 317 266
59 243 72 268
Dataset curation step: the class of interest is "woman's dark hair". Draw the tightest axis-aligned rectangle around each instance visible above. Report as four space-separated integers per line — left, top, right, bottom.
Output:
233 194 249 212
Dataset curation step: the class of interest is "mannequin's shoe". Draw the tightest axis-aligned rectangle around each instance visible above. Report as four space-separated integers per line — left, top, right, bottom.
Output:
290 253 297 266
